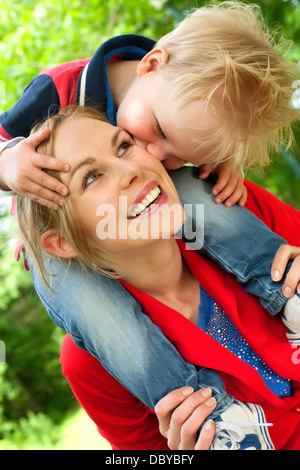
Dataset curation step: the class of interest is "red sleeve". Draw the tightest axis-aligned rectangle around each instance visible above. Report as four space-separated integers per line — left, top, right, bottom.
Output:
60 334 169 450
0 58 89 140
41 58 90 108
244 180 300 246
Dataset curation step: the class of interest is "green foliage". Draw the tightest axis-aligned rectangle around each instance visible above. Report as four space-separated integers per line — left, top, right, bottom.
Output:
0 0 180 111
0 0 299 450
0 206 73 448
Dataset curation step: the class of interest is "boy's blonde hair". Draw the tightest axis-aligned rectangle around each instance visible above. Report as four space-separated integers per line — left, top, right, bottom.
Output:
16 106 118 288
156 1 299 170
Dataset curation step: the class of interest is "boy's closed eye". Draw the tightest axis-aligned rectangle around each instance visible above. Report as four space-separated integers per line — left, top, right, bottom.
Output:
155 122 167 140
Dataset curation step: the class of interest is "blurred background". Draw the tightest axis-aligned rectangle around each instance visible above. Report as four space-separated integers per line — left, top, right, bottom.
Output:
0 0 299 450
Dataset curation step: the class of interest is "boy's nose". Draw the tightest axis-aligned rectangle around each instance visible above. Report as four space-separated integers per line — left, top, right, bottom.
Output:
133 136 148 149
146 142 169 161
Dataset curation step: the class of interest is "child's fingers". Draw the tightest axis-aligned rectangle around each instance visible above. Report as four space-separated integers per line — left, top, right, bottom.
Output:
23 168 69 207
28 166 69 198
31 154 70 197
237 186 248 207
198 164 213 180
26 127 51 148
214 178 239 204
24 190 62 210
223 182 247 208
212 171 230 196
26 179 66 207
213 170 246 207
32 152 70 174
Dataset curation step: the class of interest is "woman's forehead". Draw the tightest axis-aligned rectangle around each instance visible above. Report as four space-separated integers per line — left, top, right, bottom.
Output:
54 117 113 160
58 116 110 138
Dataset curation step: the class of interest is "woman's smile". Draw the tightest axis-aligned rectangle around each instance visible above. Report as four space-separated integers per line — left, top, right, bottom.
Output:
127 182 167 219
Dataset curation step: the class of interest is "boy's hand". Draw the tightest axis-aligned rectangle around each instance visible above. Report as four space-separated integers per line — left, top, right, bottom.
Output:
0 127 70 210
198 161 247 207
271 245 300 298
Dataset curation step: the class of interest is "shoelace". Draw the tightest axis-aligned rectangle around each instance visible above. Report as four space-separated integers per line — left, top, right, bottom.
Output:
212 421 273 450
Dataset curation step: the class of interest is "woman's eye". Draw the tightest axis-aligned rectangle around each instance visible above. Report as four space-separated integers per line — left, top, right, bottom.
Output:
83 171 102 189
117 140 133 157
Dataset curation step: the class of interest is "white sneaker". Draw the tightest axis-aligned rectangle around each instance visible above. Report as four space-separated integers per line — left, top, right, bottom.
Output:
283 294 300 346
210 400 274 450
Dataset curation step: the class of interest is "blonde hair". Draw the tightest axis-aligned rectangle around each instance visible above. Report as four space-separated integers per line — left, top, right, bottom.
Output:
156 1 299 170
16 106 118 288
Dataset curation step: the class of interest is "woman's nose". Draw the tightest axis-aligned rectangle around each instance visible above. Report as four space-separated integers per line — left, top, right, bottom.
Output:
117 159 142 188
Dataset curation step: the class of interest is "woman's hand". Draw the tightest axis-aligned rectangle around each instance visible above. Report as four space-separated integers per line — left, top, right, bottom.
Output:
271 244 300 297
0 127 70 210
198 161 247 208
155 387 216 450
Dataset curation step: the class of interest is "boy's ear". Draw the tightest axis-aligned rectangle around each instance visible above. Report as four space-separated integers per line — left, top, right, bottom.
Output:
41 230 77 259
137 47 169 76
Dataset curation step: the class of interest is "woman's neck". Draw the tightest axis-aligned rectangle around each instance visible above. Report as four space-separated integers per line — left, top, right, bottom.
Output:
115 238 180 292
114 238 200 323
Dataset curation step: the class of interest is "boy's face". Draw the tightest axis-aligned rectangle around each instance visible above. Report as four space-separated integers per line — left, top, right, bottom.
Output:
117 51 217 169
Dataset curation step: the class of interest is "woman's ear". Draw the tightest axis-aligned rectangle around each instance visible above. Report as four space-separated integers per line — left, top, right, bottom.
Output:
41 230 77 259
137 47 169 76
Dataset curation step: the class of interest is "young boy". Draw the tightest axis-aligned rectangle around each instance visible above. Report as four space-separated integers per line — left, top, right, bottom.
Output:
0 1 299 449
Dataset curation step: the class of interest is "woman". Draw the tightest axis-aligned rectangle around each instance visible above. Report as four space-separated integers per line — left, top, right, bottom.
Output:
17 106 300 450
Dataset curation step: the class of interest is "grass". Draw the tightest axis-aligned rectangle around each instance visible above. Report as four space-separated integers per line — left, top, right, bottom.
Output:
0 407 112 451
55 408 111 450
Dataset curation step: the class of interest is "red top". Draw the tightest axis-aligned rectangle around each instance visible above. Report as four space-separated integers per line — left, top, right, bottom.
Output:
60 180 300 450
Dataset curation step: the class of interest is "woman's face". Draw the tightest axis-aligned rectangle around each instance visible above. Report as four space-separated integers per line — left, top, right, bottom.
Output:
54 116 184 258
